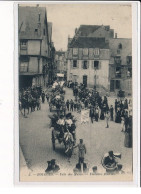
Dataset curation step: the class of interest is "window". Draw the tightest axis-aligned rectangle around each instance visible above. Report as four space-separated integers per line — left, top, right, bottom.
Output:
117 49 120 54
126 56 132 65
83 61 88 69
115 67 121 78
35 29 38 32
73 48 78 55
20 40 27 50
20 62 28 72
118 43 122 49
115 80 120 89
127 67 132 78
73 60 77 68
83 48 88 55
94 61 99 70
114 56 121 65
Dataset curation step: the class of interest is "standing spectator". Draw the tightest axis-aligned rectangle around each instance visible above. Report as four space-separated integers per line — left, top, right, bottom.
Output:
115 99 118 114
110 105 114 121
41 91 45 103
89 106 94 123
95 107 99 122
121 117 125 132
66 100 70 111
70 99 74 112
74 100 77 111
105 111 110 128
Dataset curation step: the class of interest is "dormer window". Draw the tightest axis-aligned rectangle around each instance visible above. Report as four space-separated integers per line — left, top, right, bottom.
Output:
73 48 78 55
83 48 88 55
94 48 100 56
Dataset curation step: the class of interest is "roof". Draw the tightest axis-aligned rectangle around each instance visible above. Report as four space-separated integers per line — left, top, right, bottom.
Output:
56 51 66 56
19 6 47 40
77 25 101 36
69 37 109 49
76 25 112 37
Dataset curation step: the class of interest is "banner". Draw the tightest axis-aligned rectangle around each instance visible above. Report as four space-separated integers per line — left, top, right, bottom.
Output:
81 109 89 124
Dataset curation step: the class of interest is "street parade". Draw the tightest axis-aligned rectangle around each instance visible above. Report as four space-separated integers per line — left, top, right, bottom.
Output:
19 79 132 175
18 4 133 181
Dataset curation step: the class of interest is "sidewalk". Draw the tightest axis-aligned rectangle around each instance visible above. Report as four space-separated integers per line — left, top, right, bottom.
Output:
20 146 31 179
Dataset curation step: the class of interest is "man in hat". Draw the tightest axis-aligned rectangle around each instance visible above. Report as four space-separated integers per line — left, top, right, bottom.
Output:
50 159 60 173
45 161 52 173
104 151 117 168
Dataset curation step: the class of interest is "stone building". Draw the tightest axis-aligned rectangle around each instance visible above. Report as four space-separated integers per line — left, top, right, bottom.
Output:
55 51 67 78
67 25 132 96
109 38 132 96
67 37 110 89
19 6 55 89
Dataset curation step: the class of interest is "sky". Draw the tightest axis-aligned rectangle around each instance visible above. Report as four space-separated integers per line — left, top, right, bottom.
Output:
20 3 132 51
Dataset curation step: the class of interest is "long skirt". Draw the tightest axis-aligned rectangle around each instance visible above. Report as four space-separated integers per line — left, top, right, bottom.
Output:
124 132 130 148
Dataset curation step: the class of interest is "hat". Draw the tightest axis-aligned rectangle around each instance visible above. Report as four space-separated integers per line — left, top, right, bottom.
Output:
108 151 113 157
51 159 56 165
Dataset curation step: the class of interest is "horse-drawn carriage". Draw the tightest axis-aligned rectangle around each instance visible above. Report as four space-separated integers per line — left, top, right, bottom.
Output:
49 113 77 157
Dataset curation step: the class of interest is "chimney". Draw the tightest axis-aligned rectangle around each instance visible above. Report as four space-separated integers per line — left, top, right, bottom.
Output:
115 33 117 38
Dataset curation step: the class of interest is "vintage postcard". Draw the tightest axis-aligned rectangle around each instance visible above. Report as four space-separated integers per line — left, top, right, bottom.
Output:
14 1 139 184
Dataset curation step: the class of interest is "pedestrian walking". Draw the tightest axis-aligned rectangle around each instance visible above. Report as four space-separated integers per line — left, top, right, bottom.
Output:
74 139 86 164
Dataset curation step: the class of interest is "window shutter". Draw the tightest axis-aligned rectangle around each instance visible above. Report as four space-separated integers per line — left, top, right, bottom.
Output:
77 60 79 69
99 61 101 70
87 61 89 69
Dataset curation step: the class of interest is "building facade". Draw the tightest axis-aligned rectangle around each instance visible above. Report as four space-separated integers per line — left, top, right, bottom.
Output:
67 37 110 89
19 6 55 89
67 25 132 95
55 51 67 79
109 38 132 96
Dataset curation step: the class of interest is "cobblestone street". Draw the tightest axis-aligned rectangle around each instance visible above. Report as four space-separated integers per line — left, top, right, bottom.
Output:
20 87 132 178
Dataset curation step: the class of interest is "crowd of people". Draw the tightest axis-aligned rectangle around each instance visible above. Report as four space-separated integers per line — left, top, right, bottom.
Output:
19 86 47 116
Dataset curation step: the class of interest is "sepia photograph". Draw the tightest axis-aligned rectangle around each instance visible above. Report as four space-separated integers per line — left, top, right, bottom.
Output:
16 2 137 183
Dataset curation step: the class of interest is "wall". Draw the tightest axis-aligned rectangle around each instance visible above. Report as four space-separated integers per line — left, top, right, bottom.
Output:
28 57 38 73
28 40 40 55
67 59 109 89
